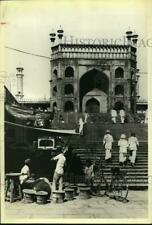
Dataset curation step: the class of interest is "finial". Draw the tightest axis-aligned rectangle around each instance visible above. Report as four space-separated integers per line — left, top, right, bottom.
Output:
57 26 64 40
49 28 56 43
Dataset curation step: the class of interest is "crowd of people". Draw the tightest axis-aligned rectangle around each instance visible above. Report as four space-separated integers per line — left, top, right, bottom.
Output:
103 130 139 167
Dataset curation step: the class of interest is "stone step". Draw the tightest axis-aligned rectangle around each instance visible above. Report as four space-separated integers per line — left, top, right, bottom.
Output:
100 178 148 182
78 154 148 159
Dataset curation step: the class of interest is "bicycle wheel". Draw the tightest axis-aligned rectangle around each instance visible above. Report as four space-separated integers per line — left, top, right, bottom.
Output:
96 175 108 197
113 174 128 202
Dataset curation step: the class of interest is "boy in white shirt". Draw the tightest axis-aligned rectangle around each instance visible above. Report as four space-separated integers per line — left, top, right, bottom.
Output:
103 130 114 162
118 134 128 166
51 147 66 191
128 132 139 167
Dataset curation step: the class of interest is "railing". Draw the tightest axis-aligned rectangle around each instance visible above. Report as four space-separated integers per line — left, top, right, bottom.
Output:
51 44 136 60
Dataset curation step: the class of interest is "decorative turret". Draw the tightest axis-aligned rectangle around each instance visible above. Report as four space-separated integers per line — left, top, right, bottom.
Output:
126 29 133 44
57 26 64 44
49 29 56 46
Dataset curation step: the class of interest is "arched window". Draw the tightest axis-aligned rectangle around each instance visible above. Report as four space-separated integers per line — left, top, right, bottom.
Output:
115 67 124 78
115 85 124 95
53 69 58 77
64 101 74 112
53 102 57 107
53 86 57 96
65 66 74 77
52 102 57 113
64 84 74 95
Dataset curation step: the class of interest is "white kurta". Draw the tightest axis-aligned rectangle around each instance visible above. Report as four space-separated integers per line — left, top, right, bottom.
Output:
128 136 139 164
103 134 113 160
118 139 128 163
111 109 117 123
119 109 125 123
79 118 84 135
20 165 30 184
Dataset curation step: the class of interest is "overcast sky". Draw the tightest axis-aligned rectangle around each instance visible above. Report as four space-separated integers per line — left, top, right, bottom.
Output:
1 0 149 100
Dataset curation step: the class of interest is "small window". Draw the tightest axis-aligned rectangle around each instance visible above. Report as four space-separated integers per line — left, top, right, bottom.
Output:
53 86 57 96
65 67 74 77
53 69 58 77
115 67 124 78
64 84 74 95
115 85 124 95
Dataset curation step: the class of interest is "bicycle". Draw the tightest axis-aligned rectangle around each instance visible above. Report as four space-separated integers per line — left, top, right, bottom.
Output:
92 159 129 202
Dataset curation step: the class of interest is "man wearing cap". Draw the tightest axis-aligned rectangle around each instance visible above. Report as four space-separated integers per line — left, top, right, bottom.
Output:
128 132 139 167
103 130 114 162
51 147 66 191
19 158 31 185
118 134 128 166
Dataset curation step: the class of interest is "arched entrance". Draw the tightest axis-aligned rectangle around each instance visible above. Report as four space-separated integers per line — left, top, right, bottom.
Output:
114 101 124 110
86 98 100 113
79 68 109 112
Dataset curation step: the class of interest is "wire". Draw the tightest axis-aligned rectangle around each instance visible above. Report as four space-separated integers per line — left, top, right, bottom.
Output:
5 46 51 59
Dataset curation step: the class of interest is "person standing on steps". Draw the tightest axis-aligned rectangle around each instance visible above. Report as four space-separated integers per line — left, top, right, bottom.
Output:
78 117 84 135
119 108 126 124
144 109 148 124
103 130 114 163
51 146 66 192
111 108 117 124
84 111 89 124
128 132 139 167
118 134 128 167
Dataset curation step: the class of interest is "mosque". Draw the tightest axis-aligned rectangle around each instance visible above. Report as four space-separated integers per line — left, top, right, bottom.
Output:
49 28 140 114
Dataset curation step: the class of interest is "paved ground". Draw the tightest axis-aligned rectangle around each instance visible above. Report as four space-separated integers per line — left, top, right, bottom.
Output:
1 191 148 223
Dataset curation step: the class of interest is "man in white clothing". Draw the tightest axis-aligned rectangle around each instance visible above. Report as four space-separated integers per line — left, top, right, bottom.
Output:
144 109 148 124
19 158 31 185
118 134 128 166
103 130 114 162
119 109 125 124
111 109 117 124
128 132 139 167
78 117 84 135
51 147 66 191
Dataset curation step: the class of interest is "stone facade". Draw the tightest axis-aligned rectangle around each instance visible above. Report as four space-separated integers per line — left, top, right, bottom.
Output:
50 32 139 113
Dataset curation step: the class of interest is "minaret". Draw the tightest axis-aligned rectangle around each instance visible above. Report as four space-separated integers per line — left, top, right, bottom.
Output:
15 67 24 100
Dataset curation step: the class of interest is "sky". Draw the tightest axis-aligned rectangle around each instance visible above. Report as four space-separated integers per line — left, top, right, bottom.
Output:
1 0 150 100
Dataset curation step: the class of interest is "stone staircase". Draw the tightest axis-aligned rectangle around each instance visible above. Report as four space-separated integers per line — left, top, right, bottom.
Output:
73 143 148 189
68 123 148 190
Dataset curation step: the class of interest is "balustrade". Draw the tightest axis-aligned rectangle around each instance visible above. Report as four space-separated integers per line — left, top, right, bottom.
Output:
51 44 135 60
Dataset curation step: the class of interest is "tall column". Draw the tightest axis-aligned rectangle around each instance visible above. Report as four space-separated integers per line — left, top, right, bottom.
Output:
15 67 24 101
